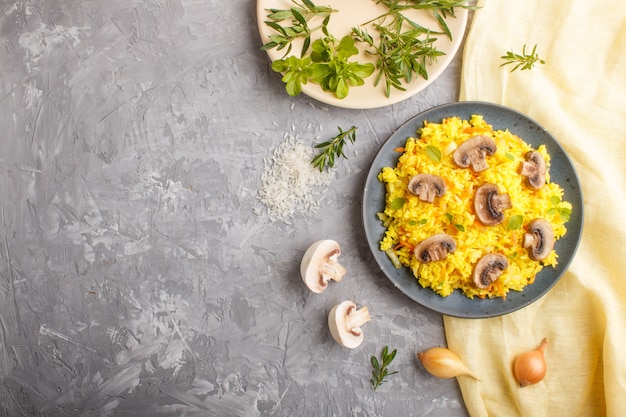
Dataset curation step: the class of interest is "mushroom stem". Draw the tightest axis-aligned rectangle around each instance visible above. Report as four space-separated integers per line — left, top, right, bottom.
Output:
346 306 371 333
320 259 346 283
328 301 371 348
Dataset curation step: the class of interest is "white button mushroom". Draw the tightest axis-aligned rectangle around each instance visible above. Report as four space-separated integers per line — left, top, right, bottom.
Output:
472 253 508 289
300 240 346 293
520 151 547 189
407 173 447 203
523 219 555 261
328 300 371 349
452 135 497 172
474 183 512 226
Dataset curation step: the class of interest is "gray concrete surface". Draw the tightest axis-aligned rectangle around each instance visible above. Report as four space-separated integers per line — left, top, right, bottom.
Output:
0 1 471 416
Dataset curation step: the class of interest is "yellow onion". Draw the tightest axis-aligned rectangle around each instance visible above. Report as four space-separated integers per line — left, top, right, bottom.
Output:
513 338 548 387
417 347 480 380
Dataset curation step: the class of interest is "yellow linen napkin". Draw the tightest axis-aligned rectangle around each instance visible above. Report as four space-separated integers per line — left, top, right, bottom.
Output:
443 1 626 416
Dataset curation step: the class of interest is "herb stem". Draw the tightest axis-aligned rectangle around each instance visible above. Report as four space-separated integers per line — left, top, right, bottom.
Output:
500 44 546 72
311 126 358 171
371 345 399 390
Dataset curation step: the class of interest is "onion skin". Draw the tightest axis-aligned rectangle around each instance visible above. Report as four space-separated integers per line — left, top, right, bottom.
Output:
417 347 480 380
513 338 548 387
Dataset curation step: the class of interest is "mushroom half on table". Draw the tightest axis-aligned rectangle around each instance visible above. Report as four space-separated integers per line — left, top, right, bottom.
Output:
328 300 371 349
300 240 346 293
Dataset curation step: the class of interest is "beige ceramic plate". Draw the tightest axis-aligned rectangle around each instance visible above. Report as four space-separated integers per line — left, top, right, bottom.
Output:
257 0 468 109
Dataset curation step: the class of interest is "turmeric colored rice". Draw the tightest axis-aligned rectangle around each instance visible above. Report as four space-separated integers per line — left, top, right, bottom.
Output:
378 115 572 299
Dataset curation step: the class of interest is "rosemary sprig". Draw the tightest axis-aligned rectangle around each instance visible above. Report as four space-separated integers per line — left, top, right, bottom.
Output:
500 44 546 72
261 0 336 57
375 0 475 40
353 21 444 97
371 346 399 390
311 126 358 171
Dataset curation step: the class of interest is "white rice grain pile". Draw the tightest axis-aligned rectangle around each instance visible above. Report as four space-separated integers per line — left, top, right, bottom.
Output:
258 134 333 222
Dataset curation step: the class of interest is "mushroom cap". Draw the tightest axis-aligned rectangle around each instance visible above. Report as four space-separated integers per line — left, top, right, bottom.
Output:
300 239 346 293
414 233 457 263
452 135 497 172
473 253 509 289
407 173 447 203
328 300 370 349
520 151 547 189
523 219 555 261
474 183 512 226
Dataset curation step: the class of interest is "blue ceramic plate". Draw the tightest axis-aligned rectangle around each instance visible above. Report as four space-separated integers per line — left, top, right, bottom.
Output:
362 101 584 318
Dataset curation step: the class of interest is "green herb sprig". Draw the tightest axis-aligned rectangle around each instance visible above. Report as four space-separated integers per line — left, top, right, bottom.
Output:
547 195 572 222
370 346 399 390
311 125 358 171
374 0 475 40
500 44 546 72
261 0 336 57
353 23 443 97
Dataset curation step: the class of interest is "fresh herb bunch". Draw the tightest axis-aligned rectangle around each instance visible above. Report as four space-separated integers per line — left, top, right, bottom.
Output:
500 44 546 72
353 22 444 97
261 0 336 57
311 125 358 171
370 346 399 390
262 0 473 98
309 36 375 98
272 36 375 98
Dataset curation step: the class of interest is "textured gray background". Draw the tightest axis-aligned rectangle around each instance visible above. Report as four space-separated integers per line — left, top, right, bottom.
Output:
0 0 472 416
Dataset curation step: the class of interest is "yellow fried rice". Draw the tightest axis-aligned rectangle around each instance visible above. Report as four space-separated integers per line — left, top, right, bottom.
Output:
378 115 572 299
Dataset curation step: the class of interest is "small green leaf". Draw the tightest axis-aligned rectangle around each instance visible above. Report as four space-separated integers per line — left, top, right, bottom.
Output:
371 355 380 372
505 152 515 161
291 8 307 27
426 145 442 163
310 126 358 171
508 214 524 230
558 207 572 222
390 197 405 210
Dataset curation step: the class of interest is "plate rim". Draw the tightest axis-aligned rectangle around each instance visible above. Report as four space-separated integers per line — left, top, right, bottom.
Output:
362 101 585 318
256 0 469 109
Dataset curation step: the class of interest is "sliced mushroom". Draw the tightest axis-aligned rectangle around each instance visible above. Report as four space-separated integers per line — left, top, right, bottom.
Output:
473 253 508 289
520 151 547 189
300 240 346 293
414 233 457 263
523 219 555 261
474 183 512 226
328 300 371 349
452 135 497 172
407 173 447 203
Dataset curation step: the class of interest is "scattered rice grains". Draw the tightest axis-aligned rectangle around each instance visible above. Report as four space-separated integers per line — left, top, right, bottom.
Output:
258 134 333 222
